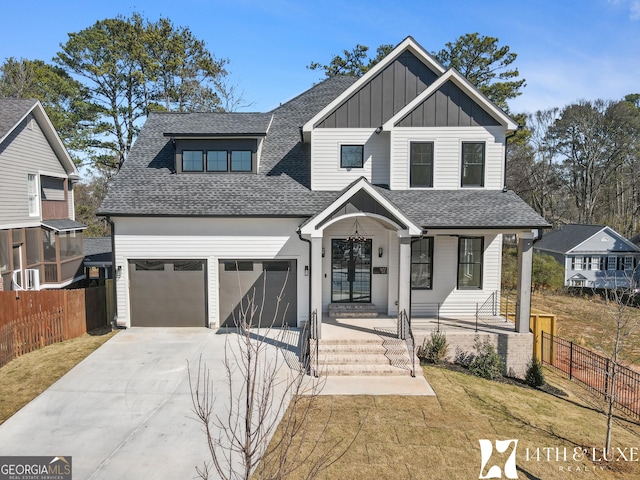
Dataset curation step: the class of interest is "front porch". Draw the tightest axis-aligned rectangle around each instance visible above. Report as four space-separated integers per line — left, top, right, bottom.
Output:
314 309 533 379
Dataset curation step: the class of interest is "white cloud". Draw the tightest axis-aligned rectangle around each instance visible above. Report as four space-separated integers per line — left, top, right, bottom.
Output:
608 0 640 20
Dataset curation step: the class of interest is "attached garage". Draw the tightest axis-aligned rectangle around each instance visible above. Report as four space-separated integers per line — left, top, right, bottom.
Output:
218 259 297 328
128 259 207 327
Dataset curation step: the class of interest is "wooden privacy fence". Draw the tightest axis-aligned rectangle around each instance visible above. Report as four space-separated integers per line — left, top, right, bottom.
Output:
0 281 112 368
501 295 557 361
541 332 640 421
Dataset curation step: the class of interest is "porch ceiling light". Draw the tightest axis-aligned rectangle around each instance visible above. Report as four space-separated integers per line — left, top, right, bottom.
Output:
346 218 367 242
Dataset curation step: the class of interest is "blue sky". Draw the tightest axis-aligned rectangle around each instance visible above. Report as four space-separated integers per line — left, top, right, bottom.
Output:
1 0 639 114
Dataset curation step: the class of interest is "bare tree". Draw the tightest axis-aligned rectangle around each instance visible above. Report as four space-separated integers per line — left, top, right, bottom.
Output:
596 273 640 452
188 270 359 479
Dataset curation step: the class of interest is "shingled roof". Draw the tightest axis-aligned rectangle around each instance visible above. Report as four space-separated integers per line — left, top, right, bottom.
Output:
99 76 548 229
0 98 38 143
162 112 273 137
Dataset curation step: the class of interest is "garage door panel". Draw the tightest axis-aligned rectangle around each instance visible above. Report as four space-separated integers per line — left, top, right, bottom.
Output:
219 260 296 328
129 260 206 327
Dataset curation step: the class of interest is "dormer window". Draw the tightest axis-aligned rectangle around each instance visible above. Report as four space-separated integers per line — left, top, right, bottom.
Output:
175 140 257 174
207 150 227 171
230 151 252 172
182 151 204 172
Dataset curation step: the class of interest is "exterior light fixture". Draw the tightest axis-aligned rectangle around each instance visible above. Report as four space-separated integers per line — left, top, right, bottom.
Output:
322 247 325 257
378 247 383 258
304 265 309 276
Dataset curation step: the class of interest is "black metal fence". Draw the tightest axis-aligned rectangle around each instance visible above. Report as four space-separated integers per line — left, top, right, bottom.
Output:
541 331 640 421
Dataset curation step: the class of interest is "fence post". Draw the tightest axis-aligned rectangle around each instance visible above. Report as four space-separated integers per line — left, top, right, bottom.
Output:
437 303 440 332
569 341 573 380
475 303 479 332
604 357 610 399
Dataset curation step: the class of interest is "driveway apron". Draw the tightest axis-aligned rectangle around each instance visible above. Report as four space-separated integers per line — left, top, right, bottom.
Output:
0 327 283 479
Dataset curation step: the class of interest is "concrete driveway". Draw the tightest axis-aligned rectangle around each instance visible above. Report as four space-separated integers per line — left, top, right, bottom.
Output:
0 327 288 479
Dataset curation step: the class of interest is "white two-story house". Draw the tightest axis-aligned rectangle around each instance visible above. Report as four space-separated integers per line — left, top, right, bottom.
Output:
99 37 548 337
0 99 86 291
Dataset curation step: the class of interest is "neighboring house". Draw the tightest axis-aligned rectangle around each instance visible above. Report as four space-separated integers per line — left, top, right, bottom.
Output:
83 236 113 284
534 224 640 289
0 99 86 291
99 37 548 332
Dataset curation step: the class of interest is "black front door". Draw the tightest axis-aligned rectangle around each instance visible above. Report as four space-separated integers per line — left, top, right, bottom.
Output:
331 239 372 303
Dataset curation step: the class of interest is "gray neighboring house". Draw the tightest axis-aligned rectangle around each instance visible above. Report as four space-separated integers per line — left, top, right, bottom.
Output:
98 36 549 333
534 224 640 289
0 98 86 291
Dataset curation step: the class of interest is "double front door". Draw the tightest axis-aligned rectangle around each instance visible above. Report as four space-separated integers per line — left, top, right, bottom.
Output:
331 239 372 303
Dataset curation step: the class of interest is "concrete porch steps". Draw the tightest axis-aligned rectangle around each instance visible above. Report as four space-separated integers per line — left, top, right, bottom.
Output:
317 336 422 377
328 303 379 318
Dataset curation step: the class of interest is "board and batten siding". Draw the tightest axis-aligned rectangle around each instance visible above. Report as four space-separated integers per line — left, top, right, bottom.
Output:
411 233 502 316
389 126 505 190
310 129 390 190
0 115 68 226
112 217 309 328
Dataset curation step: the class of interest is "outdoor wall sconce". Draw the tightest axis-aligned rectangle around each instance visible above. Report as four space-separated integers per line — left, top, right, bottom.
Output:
116 265 122 278
304 265 309 276
378 247 383 258
322 247 325 257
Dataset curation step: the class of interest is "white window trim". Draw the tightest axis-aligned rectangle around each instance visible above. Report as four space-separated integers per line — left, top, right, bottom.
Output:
27 174 40 217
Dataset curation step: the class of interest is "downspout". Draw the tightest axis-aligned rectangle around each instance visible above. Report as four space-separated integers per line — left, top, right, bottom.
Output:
503 125 523 192
106 216 121 329
297 228 312 326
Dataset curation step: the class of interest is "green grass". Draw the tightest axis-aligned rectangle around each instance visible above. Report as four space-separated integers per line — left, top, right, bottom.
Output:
0 328 118 424
263 367 640 479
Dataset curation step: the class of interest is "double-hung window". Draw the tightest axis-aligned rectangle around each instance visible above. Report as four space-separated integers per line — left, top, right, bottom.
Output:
457 236 483 289
607 256 617 271
411 237 434 289
461 142 485 187
624 256 634 271
27 174 39 217
340 145 364 168
410 142 433 188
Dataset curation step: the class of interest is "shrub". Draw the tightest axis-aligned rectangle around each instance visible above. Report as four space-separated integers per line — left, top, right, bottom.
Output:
525 357 546 387
468 336 505 380
417 331 448 364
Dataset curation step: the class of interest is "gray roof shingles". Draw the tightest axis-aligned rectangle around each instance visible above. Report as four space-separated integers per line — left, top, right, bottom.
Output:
99 77 548 229
162 112 273 136
0 98 37 141
534 224 607 254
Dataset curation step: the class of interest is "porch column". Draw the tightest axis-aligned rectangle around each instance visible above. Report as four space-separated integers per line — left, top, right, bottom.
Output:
516 232 535 333
310 234 323 339
397 234 411 317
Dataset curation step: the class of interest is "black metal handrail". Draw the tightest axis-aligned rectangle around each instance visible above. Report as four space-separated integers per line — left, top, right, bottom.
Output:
475 291 499 332
304 309 319 377
397 309 416 377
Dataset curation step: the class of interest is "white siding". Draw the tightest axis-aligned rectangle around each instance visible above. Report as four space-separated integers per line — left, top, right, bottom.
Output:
411 233 502 316
389 126 505 190
0 115 68 226
113 217 309 328
310 129 389 190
